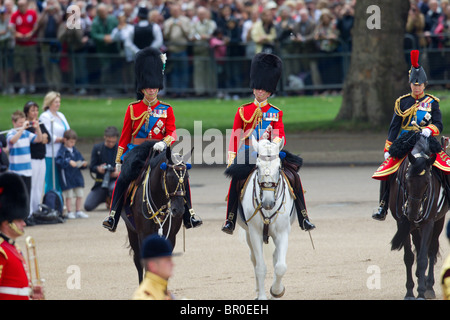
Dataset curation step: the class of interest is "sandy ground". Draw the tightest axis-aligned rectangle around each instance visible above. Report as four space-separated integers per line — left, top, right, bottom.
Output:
17 162 450 301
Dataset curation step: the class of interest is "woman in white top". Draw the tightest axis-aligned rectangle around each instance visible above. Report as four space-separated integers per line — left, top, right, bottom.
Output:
39 91 70 194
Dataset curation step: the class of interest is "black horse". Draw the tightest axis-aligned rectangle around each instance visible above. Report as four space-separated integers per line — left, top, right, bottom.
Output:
389 132 448 299
121 143 192 283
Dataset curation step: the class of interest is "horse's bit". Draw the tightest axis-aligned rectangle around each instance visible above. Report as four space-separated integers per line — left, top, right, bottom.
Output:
141 160 188 237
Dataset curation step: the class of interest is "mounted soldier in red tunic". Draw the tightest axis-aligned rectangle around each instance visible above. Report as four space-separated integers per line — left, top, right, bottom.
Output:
102 47 201 232
222 52 315 234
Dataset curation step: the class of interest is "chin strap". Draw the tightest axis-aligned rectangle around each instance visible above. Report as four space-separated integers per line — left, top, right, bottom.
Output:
8 221 24 236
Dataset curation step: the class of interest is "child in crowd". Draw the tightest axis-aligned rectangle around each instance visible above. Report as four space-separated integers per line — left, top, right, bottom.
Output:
55 129 88 219
6 110 42 199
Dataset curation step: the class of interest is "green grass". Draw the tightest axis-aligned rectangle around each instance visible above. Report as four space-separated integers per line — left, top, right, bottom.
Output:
1 91 450 139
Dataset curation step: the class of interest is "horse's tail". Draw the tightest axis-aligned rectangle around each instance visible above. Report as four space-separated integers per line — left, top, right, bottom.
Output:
391 215 411 251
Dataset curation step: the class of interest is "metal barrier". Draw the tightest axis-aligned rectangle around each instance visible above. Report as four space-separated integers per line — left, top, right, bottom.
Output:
0 35 448 96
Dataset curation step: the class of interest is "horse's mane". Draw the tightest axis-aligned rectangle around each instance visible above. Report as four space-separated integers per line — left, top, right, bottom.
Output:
121 141 157 182
149 150 167 169
409 156 428 176
389 131 442 159
224 149 303 180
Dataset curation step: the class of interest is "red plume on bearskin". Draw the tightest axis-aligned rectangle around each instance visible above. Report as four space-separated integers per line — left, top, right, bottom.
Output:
410 50 420 68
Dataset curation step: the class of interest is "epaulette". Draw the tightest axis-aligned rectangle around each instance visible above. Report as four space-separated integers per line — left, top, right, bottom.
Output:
395 93 411 105
0 239 7 260
158 100 172 108
128 100 141 106
269 103 281 111
426 93 440 103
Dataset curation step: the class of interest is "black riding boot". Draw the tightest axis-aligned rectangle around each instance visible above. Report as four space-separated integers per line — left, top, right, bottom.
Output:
102 177 128 232
183 181 202 229
294 190 315 231
222 179 238 235
372 180 390 221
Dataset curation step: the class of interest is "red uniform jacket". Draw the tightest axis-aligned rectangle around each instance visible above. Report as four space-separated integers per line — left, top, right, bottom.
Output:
0 237 30 300
228 100 286 155
116 100 176 163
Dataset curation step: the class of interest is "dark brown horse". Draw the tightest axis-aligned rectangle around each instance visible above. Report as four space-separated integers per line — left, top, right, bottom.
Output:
389 133 448 299
122 146 191 282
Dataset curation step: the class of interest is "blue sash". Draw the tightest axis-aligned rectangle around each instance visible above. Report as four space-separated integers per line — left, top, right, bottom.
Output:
400 97 434 137
122 104 169 160
239 106 280 152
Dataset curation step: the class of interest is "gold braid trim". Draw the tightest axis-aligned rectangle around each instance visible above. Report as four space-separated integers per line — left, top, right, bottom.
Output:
163 136 175 146
129 104 150 138
426 93 440 103
239 106 263 140
116 147 124 164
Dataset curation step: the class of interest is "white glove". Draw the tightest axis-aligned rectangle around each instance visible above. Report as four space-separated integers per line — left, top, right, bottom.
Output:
384 152 390 160
153 141 166 152
421 128 432 138
115 163 122 172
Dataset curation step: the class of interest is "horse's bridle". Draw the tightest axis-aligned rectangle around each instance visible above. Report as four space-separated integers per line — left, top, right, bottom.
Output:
163 163 188 198
257 154 281 193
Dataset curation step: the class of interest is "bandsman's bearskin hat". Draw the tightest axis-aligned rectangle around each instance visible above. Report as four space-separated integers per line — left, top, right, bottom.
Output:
250 52 282 94
135 47 165 99
0 172 29 222
409 50 427 85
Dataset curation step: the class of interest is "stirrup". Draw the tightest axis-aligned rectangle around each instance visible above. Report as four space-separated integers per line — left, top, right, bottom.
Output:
372 207 387 221
221 220 235 235
102 215 116 232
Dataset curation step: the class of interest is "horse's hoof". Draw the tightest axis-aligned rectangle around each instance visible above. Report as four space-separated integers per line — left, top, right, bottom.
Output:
270 286 285 299
424 289 436 299
404 296 415 300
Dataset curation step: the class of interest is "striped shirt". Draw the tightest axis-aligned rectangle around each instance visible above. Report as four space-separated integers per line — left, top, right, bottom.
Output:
6 129 36 177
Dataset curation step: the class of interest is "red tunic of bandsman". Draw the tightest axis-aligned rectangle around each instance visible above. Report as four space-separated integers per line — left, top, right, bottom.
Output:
0 172 44 300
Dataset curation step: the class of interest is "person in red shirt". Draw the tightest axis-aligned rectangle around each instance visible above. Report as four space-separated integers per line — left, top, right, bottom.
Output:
102 47 201 232
9 0 38 94
222 53 315 234
0 172 44 300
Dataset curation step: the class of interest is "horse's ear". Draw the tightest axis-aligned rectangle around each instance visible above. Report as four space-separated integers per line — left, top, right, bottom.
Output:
182 147 194 164
166 145 173 164
408 152 416 164
252 135 259 154
427 153 437 166
278 137 285 152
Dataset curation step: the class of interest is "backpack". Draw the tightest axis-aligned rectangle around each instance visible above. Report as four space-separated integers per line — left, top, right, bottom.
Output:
32 190 64 224
43 190 64 216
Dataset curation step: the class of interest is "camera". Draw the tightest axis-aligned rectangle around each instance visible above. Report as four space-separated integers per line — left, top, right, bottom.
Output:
101 164 115 189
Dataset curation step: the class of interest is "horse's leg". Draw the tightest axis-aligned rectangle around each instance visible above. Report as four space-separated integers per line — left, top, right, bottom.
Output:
425 217 445 299
403 233 415 300
248 226 267 300
270 231 288 299
244 230 259 297
127 225 144 283
416 221 434 299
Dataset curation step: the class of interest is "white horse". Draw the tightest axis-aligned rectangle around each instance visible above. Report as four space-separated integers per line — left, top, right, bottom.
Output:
237 136 296 300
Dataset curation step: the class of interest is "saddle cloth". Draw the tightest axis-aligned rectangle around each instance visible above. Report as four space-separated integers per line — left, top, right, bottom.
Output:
373 151 450 181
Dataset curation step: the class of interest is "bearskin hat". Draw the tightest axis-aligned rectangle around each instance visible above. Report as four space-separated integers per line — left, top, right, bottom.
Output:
0 172 29 222
250 53 282 93
409 50 427 85
135 47 164 99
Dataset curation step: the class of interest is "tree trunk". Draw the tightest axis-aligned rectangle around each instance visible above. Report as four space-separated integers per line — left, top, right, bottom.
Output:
336 0 410 126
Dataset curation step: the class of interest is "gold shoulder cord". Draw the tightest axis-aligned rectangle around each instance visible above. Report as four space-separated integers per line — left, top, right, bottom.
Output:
394 94 416 125
129 104 150 137
239 106 263 141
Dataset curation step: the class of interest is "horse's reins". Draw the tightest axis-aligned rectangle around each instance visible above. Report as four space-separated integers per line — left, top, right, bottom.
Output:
247 152 287 244
399 152 436 224
142 160 188 238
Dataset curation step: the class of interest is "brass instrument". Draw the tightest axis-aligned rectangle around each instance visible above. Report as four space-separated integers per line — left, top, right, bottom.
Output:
25 236 45 300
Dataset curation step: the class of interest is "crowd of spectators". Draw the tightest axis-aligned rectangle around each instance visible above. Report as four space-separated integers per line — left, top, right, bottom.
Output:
0 0 449 97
